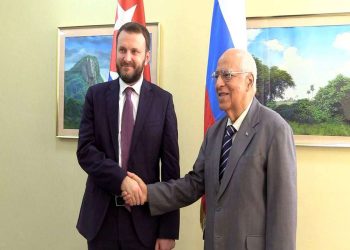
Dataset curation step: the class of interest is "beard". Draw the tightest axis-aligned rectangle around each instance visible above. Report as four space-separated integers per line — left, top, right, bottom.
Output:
116 59 145 84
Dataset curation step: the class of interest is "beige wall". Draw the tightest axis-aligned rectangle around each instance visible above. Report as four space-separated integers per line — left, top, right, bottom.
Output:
1 0 350 249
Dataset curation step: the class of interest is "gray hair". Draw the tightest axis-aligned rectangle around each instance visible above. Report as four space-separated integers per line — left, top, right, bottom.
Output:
240 51 257 92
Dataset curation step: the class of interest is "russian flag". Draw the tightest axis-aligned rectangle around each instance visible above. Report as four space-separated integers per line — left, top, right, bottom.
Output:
204 0 247 133
201 0 247 227
109 0 151 81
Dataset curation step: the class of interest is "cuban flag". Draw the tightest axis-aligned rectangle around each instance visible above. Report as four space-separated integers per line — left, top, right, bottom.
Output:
201 0 247 228
109 0 151 81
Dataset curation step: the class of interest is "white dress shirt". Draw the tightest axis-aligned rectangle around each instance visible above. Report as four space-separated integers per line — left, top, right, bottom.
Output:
227 99 253 142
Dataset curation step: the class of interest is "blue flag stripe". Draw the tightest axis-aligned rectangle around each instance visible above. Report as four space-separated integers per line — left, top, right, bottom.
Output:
205 0 234 121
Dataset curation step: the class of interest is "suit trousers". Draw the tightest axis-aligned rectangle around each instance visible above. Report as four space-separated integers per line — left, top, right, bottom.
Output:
88 200 153 250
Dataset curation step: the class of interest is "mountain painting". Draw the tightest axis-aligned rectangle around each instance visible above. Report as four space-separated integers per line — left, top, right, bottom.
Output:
248 22 350 136
64 35 112 129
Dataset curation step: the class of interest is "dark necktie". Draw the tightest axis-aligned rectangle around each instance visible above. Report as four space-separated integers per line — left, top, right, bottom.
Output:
121 87 135 171
219 125 236 182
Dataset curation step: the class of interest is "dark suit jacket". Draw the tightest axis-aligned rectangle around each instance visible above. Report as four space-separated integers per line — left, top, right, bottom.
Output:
76 79 180 247
148 98 297 250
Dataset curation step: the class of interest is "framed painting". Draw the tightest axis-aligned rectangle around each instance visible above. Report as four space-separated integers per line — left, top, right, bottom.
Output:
56 23 160 138
247 13 350 146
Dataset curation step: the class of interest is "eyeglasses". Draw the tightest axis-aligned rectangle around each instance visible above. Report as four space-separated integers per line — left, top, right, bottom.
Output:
211 70 250 82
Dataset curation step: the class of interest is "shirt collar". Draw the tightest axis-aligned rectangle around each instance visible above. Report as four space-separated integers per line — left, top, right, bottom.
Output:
227 99 253 131
119 75 143 95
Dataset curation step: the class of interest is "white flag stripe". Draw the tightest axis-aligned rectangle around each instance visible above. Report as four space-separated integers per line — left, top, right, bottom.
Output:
218 0 247 50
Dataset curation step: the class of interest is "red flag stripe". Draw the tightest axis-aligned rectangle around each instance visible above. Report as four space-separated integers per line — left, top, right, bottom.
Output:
204 89 215 133
109 0 151 82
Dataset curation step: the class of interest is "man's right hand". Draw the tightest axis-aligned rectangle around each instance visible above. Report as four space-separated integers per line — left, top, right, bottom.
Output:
122 172 148 206
120 175 143 205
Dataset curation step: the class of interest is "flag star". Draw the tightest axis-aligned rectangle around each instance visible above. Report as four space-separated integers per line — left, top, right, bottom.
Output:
114 3 137 30
109 71 119 80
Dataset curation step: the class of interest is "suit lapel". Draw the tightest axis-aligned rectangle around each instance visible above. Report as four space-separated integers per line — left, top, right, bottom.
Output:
217 98 261 199
106 79 120 160
129 81 153 154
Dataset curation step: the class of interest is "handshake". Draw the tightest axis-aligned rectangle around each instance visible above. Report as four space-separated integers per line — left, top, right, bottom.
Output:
120 172 148 206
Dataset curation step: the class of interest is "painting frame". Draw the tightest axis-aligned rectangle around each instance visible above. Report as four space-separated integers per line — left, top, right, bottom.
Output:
56 23 160 138
247 13 350 147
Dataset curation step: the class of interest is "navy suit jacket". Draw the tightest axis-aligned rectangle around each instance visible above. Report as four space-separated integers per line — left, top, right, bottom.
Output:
76 79 180 247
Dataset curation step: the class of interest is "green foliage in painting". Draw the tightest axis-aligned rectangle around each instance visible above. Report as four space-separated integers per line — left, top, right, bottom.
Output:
64 55 104 129
254 56 350 136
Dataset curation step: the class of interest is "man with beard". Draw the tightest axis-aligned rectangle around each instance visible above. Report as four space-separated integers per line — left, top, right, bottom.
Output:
76 22 180 250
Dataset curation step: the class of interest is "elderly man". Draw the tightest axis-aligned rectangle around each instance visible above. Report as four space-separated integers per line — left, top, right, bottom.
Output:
125 48 297 250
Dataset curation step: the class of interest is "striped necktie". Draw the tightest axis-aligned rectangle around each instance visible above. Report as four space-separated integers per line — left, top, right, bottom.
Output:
219 125 236 182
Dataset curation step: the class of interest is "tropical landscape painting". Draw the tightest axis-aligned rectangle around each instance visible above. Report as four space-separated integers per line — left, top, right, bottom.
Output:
63 34 112 129
248 20 350 137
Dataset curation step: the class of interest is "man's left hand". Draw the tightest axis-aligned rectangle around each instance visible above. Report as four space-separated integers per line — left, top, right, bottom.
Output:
155 239 175 250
